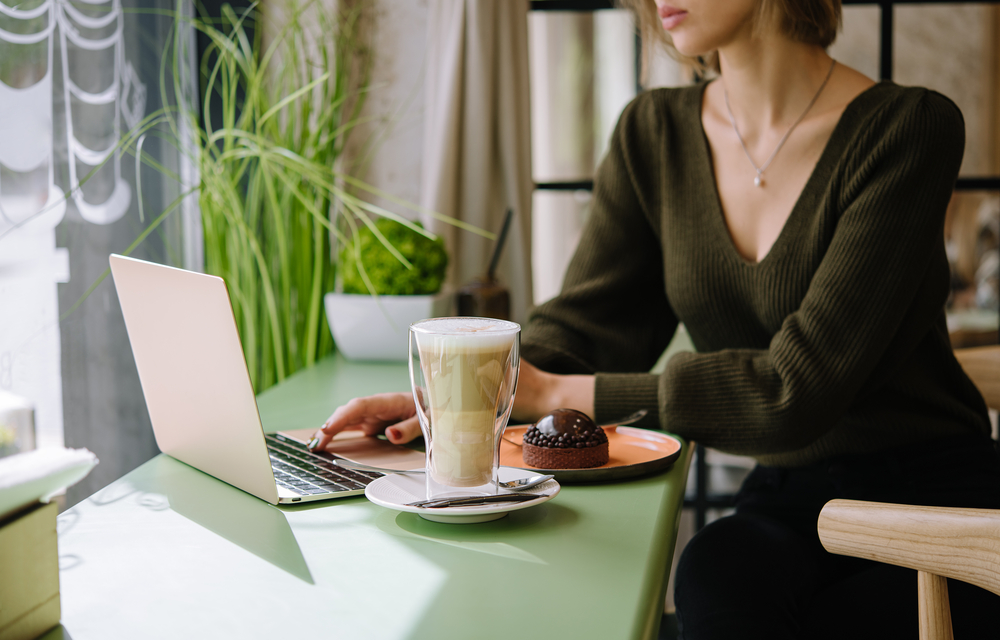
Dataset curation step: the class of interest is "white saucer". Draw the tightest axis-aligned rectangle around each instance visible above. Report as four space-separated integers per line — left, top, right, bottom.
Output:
365 466 560 524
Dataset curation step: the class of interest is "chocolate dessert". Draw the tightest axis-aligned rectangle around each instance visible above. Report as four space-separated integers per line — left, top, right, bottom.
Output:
522 408 610 469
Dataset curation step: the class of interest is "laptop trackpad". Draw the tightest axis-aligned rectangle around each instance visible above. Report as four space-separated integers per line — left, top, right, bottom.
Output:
278 429 425 471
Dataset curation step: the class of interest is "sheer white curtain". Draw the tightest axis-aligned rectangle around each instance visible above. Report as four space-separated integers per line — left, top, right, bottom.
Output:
421 0 534 324
0 0 199 503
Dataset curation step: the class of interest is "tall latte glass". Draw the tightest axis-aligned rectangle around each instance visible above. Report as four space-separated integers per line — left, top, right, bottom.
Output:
409 317 520 500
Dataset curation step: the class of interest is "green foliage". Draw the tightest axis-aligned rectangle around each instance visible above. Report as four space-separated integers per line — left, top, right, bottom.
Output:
192 0 369 392
340 218 448 295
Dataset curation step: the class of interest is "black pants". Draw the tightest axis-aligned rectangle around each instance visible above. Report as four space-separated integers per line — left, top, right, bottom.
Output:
673 436 1000 640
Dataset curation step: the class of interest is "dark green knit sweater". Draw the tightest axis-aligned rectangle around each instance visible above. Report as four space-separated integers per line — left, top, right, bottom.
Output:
521 81 991 467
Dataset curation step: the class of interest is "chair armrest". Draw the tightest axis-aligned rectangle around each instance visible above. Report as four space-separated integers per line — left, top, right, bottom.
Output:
818 499 1000 596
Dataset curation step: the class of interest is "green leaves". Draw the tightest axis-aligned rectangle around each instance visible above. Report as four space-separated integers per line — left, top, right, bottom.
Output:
340 218 448 296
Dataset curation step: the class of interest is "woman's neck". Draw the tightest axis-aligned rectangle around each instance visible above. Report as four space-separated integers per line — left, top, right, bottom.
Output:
716 38 834 139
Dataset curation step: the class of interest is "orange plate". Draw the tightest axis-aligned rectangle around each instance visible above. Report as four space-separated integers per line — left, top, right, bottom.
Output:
499 426 683 483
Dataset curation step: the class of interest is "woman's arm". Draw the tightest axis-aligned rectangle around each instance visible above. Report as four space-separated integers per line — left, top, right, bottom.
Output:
511 361 595 423
310 362 595 448
520 93 679 425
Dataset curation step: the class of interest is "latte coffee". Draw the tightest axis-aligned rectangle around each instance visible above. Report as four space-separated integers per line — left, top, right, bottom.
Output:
411 318 520 489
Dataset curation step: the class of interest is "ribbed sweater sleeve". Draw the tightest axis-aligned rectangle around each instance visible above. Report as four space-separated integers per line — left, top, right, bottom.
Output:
522 83 991 466
521 96 678 389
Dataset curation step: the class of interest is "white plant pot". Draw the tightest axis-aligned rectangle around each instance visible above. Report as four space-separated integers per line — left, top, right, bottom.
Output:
325 292 451 361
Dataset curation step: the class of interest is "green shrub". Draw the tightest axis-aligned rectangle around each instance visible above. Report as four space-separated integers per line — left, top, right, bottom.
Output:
340 218 448 295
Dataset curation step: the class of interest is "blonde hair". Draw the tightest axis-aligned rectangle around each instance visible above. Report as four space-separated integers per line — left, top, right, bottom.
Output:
620 0 842 77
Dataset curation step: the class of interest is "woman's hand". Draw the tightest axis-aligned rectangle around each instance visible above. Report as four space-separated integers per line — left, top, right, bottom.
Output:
309 392 421 450
308 361 597 449
512 360 596 424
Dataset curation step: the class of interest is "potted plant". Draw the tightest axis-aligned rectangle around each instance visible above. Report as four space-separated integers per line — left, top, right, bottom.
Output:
326 216 450 361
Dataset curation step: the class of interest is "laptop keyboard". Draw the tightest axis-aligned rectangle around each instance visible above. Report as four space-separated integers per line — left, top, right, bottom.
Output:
265 433 384 496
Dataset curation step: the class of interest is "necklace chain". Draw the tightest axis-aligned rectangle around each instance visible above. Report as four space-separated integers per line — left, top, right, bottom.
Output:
723 59 836 187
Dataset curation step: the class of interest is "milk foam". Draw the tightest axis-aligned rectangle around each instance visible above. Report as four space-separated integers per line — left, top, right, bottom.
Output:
412 318 519 349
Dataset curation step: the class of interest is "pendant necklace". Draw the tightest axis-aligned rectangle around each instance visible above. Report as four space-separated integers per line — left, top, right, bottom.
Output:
724 59 836 188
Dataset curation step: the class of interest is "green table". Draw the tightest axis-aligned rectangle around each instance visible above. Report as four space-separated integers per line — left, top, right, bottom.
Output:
49 354 692 640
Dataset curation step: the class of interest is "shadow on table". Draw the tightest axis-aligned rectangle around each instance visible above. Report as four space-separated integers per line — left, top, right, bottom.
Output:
374 501 579 564
37 624 72 640
164 464 314 585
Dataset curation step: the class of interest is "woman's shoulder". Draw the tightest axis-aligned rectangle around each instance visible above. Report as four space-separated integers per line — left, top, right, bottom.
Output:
611 83 707 150
838 82 964 149
632 82 706 109
857 81 959 115
825 82 966 226
621 82 703 117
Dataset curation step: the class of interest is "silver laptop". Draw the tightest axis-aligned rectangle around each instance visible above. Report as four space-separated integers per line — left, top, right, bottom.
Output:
110 254 383 504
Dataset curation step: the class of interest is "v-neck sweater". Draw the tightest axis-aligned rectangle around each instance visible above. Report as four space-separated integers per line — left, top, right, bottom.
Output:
521 81 991 467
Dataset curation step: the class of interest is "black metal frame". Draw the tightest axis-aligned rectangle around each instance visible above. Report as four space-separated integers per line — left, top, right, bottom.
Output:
530 0 1000 530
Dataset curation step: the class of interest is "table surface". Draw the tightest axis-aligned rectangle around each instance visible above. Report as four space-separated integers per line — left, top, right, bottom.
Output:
47 353 692 640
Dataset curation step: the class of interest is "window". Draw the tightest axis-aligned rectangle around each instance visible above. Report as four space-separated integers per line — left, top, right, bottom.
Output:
0 0 198 504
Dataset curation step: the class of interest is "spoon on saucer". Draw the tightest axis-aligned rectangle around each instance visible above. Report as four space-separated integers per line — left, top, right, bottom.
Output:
334 459 554 491
499 474 555 491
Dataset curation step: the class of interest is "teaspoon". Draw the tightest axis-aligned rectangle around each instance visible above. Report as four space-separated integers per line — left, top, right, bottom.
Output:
498 474 555 490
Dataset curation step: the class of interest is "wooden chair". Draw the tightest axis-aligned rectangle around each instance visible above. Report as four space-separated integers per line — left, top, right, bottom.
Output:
817 345 1000 640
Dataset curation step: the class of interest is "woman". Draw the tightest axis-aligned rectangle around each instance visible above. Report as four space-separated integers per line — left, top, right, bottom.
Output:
313 1 1000 636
